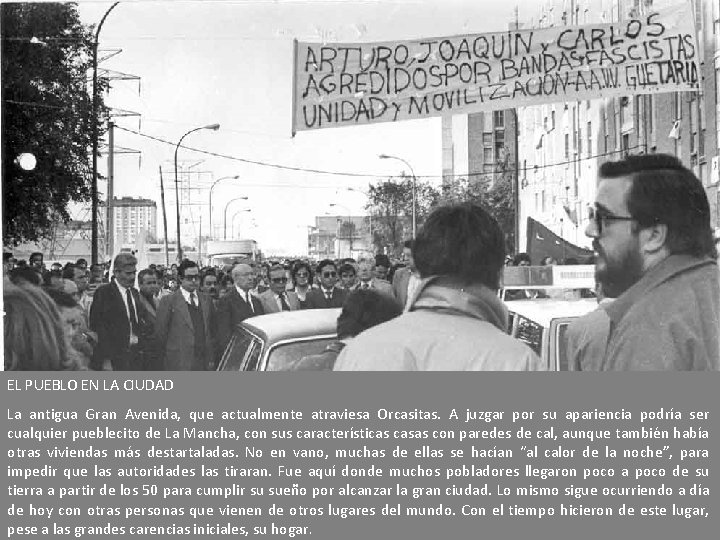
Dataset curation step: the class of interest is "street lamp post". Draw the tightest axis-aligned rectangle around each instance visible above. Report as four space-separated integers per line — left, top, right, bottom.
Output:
174 123 220 262
379 154 417 238
223 198 249 240
91 1 120 265
231 209 252 238
329 203 353 258
209 174 239 240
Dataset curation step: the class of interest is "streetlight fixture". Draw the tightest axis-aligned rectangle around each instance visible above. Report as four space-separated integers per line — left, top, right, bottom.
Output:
91 1 120 265
231 209 252 238
223 198 250 240
209 174 240 239
379 153 417 238
174 123 220 262
329 203 353 258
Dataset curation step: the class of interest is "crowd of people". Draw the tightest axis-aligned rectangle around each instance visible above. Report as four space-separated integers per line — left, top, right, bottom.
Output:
2 243 417 371
4 154 719 371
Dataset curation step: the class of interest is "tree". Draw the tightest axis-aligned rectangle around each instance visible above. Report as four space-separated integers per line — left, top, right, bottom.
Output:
365 174 439 254
2 3 108 246
439 161 517 254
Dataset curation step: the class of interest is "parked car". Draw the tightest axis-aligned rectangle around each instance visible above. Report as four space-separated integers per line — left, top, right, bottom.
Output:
217 308 341 371
506 298 599 371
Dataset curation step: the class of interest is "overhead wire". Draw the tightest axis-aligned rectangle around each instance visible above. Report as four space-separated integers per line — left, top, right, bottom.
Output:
115 124 649 180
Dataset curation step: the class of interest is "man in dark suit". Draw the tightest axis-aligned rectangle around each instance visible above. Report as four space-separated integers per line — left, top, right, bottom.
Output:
305 259 347 309
258 264 301 313
216 262 264 353
155 260 216 370
89 253 149 370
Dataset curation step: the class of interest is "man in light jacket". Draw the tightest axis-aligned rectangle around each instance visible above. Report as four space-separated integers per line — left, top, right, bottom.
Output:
334 203 543 371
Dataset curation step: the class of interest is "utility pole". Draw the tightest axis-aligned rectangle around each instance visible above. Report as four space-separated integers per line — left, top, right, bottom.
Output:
159 166 170 267
107 121 115 259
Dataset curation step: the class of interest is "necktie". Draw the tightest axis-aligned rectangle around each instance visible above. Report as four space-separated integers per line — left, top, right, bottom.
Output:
279 293 290 311
325 290 332 301
190 292 197 307
362 282 369 289
126 289 138 333
246 293 254 313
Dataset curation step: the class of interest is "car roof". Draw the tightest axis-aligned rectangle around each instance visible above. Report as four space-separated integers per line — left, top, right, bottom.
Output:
241 308 341 341
506 298 599 327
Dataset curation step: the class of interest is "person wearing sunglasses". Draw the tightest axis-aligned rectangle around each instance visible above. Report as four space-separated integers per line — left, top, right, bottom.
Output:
289 261 315 308
304 259 347 309
155 259 217 371
258 264 301 313
580 153 718 371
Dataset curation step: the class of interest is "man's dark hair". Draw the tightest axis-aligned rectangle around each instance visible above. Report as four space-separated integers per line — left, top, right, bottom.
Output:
375 254 391 268
44 288 79 309
200 267 217 287
30 252 43 262
62 263 76 279
316 259 336 274
599 153 716 259
414 203 505 288
75 258 88 267
177 259 198 278
336 289 402 339
9 267 42 286
513 252 531 266
338 262 356 276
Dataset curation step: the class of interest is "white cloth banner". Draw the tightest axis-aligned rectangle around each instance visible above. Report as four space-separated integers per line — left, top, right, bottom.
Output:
292 3 698 132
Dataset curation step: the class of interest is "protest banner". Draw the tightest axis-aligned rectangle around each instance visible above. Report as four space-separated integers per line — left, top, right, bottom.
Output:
292 2 699 133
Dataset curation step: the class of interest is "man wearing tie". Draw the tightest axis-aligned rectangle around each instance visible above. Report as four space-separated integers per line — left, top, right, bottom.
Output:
89 253 147 370
216 262 264 352
356 257 394 298
305 259 347 309
258 264 301 313
155 260 216 370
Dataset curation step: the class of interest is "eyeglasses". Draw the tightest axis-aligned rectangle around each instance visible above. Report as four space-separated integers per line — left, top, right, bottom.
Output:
588 206 635 235
295 272 309 277
271 277 288 283
183 275 200 281
322 271 337 278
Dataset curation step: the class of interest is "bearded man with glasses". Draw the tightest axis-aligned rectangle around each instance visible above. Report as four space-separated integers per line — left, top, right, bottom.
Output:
305 259 347 309
575 153 719 371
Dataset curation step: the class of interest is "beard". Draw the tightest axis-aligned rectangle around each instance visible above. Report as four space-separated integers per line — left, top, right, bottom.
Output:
593 238 644 299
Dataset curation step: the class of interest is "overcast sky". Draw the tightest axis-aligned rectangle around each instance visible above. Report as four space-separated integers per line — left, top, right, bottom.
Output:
76 0 542 255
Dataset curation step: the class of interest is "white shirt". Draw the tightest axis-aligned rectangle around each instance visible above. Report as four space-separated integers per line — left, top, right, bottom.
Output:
113 280 138 342
114 280 137 323
235 285 255 312
179 287 198 306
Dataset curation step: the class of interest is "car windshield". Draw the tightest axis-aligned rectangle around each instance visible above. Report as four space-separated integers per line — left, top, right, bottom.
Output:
266 339 337 371
220 328 262 371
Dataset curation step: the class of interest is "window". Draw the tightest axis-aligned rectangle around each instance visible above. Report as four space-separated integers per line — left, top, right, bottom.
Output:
551 110 556 130
564 134 570 159
267 338 337 371
587 122 592 157
482 132 493 144
483 147 493 163
493 110 504 129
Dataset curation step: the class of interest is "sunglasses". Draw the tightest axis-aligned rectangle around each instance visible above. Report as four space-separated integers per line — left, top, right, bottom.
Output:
271 277 288 283
588 206 635 235
322 271 337 278
183 275 200 281
295 272 309 277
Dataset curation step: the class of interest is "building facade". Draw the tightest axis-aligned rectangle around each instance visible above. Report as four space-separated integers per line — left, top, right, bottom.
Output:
112 197 157 247
308 215 371 260
443 0 720 253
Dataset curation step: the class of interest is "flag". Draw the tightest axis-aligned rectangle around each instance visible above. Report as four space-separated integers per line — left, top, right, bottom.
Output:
526 217 593 265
